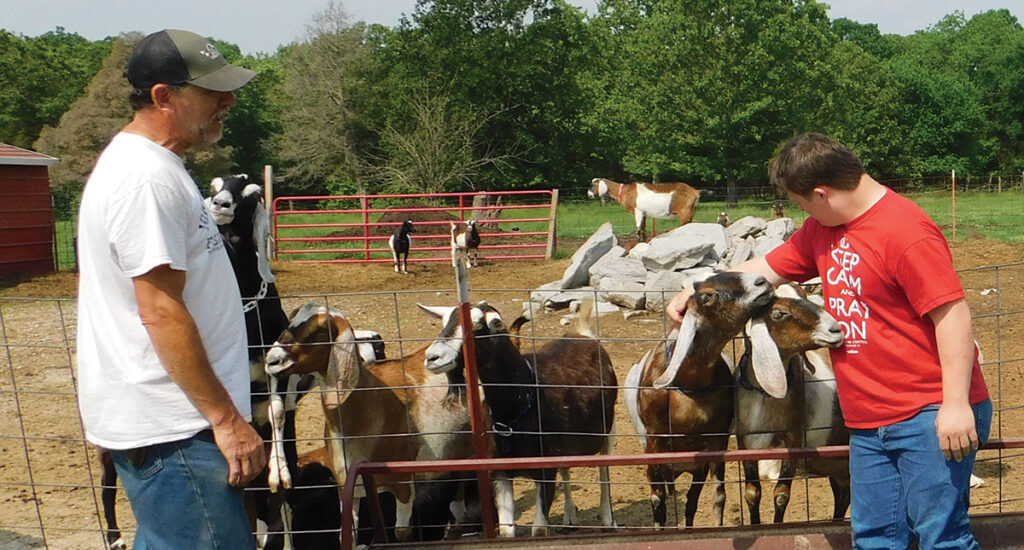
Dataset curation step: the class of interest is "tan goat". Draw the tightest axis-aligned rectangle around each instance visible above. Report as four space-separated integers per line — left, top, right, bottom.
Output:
588 177 700 241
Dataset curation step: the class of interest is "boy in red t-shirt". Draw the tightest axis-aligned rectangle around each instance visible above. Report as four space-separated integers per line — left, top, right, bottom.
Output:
667 133 990 549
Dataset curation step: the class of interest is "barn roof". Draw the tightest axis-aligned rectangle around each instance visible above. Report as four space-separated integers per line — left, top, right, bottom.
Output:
0 144 59 167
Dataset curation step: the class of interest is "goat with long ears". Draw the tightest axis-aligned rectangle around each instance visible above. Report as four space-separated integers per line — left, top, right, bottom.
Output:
626 272 774 528
734 283 850 524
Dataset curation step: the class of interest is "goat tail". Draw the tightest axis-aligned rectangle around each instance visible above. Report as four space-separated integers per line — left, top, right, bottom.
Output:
575 299 598 339
624 352 650 449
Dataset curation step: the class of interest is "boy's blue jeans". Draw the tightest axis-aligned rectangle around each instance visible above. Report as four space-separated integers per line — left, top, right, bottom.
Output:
849 400 992 550
111 430 255 550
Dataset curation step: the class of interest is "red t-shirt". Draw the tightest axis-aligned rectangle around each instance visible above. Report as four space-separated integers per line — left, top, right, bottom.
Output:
765 189 989 428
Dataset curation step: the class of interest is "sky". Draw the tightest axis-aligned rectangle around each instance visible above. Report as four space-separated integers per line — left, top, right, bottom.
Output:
2 0 1023 56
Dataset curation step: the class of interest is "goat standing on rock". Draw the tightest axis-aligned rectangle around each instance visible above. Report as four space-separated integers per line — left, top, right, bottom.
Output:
588 177 701 241
389 220 413 274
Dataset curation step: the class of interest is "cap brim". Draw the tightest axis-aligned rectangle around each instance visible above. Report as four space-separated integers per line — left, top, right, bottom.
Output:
188 64 256 92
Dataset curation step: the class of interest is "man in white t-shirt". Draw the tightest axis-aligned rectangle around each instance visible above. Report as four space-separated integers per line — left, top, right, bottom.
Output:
76 29 265 548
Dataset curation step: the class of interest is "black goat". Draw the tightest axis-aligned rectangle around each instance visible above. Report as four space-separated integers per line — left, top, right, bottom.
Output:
388 220 413 274
421 301 617 537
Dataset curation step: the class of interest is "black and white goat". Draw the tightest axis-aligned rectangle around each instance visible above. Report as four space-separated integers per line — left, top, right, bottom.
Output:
450 220 481 269
733 284 849 524
388 220 413 274
624 272 775 527
204 173 304 544
421 301 618 537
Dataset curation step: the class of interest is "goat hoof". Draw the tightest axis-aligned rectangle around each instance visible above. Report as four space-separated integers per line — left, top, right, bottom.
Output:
109 539 127 550
394 526 412 541
531 525 549 537
563 505 578 526
499 525 516 538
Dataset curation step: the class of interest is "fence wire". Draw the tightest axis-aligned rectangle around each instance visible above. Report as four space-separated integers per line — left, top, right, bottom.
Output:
1 262 1023 548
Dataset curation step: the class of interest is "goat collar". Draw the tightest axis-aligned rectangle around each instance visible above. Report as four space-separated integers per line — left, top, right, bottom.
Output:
240 279 269 313
491 359 536 456
617 182 626 203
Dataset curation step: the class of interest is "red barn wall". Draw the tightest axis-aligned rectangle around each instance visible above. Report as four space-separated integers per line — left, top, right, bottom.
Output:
0 165 55 276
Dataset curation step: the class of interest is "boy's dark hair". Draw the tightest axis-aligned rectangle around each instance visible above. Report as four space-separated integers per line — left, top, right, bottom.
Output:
768 133 865 197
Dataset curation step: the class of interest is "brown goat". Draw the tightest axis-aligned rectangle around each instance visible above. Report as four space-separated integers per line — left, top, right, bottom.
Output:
624 272 774 527
588 177 700 241
264 304 478 542
734 284 849 524
421 301 617 537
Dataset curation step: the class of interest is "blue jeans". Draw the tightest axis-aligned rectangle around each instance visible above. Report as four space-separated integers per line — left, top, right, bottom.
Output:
111 430 255 550
849 400 992 550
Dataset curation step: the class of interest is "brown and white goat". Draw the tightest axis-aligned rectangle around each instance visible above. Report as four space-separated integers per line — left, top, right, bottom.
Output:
450 220 481 268
264 304 477 543
421 301 618 537
734 284 849 524
588 178 700 241
624 272 774 527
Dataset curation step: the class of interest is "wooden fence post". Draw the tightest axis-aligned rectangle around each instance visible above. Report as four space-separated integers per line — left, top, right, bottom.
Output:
546 189 559 260
951 169 957 240
264 165 276 260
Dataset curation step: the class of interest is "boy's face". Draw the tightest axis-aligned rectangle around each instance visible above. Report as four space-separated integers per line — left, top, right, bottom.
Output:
788 189 843 227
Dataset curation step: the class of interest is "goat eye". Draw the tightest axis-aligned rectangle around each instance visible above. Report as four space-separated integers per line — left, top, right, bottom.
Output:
771 310 787 321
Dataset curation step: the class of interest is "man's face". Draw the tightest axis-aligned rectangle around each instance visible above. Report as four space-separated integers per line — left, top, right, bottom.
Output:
171 84 237 148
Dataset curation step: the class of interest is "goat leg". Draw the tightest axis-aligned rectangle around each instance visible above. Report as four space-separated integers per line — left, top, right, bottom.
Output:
98 448 126 549
559 468 578 527
683 465 710 527
646 464 670 528
530 470 557 536
493 476 516 538
598 465 616 528
742 459 763 525
710 461 727 527
772 459 796 523
830 475 851 521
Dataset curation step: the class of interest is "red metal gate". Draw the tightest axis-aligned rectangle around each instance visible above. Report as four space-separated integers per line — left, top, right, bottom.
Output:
271 190 558 264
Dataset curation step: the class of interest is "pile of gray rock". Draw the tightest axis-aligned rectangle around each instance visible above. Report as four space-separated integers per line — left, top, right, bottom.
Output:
531 216 796 317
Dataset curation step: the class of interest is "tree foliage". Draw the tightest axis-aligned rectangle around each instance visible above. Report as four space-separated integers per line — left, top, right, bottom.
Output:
8 2 1024 206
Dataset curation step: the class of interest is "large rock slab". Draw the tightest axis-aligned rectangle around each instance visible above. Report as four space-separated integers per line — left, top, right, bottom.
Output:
598 278 646 310
559 222 616 289
590 256 647 287
643 267 715 311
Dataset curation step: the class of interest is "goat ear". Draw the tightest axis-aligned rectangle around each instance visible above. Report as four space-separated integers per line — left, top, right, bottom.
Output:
252 201 275 283
803 349 832 376
242 183 262 199
323 326 360 410
417 304 453 320
210 177 224 194
654 308 699 389
748 317 787 398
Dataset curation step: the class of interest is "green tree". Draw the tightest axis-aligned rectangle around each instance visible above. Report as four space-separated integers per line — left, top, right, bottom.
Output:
588 0 836 203
0 28 111 148
274 2 372 196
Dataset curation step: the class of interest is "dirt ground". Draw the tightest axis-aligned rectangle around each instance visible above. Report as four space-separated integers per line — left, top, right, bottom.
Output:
1 238 1023 548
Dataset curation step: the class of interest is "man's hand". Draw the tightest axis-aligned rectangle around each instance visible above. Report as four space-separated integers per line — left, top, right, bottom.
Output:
936 401 978 462
212 413 267 486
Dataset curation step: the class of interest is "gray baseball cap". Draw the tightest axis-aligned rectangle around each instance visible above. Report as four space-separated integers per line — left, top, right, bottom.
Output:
125 29 256 92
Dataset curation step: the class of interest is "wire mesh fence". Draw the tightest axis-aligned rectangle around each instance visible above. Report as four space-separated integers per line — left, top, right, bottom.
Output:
2 259 1023 548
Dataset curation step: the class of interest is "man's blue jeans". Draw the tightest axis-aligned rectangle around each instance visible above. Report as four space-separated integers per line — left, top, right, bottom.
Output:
111 430 255 550
849 400 992 550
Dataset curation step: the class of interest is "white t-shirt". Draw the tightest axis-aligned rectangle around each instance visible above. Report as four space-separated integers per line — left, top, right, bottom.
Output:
76 132 250 449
